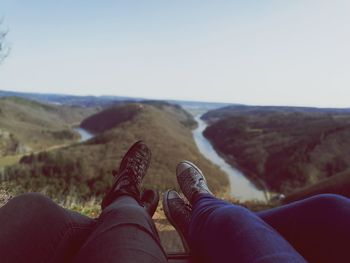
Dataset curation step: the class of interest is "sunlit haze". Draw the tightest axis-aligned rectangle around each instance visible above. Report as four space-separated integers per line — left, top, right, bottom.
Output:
1 0 350 107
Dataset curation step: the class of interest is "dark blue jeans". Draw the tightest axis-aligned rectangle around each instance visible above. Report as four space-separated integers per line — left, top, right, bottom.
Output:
189 194 350 263
0 193 167 263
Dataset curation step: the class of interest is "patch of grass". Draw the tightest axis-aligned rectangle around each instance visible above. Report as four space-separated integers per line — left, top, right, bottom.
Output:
0 154 22 167
0 183 13 206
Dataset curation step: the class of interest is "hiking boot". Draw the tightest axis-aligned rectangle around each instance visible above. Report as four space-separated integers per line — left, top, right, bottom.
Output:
163 189 192 252
176 161 213 205
141 189 159 217
101 141 151 209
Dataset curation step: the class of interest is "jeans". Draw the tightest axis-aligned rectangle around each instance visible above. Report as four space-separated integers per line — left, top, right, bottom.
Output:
189 193 350 263
2 192 349 263
0 193 167 263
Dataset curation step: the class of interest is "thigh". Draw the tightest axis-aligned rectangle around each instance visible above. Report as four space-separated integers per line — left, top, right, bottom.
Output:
189 195 306 263
73 196 167 263
258 194 350 263
0 193 95 263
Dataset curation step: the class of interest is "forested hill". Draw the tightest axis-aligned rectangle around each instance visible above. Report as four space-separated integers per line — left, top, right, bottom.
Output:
0 97 98 156
80 101 196 134
0 89 135 107
202 105 350 195
203 105 350 123
4 102 229 200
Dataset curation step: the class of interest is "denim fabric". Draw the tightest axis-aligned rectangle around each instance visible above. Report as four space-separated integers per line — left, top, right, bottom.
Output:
189 194 307 263
0 193 167 263
73 196 167 263
189 193 350 263
258 194 350 263
0 193 95 263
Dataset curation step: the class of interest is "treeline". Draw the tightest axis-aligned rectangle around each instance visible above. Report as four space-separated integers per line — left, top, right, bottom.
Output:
5 151 110 200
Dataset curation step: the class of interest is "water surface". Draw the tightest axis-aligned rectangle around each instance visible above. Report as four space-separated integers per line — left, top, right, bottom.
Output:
192 115 266 201
74 128 94 142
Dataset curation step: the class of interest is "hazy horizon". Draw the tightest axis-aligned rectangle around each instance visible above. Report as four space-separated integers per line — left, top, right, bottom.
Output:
1 1 350 108
4 88 350 109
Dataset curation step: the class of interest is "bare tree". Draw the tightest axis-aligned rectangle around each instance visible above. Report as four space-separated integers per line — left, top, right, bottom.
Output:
0 19 10 63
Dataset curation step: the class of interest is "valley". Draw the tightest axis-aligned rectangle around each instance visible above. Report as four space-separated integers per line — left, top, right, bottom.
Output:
192 115 266 201
1 99 229 202
2 92 350 251
203 105 350 197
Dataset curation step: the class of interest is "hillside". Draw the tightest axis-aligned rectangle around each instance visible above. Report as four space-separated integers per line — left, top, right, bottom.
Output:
0 97 99 156
203 105 350 122
203 106 350 194
4 102 229 200
284 169 350 203
81 101 197 134
0 89 136 107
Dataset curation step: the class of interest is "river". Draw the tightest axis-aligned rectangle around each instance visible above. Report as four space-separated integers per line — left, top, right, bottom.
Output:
74 128 94 142
192 115 267 201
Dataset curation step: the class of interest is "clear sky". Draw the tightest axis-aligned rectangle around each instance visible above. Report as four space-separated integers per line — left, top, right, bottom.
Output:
0 0 349 107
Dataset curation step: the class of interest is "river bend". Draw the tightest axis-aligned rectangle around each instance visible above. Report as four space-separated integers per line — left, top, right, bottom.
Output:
192 115 266 201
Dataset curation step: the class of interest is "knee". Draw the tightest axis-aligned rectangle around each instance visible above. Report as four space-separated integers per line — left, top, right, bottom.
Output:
309 194 349 212
102 202 148 219
0 193 64 227
117 204 146 215
7 193 54 211
209 204 252 227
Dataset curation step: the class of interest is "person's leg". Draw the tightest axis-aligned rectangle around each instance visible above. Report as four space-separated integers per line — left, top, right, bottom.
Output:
0 193 95 263
258 194 350 263
73 195 167 263
166 161 307 263
73 141 167 263
189 194 307 263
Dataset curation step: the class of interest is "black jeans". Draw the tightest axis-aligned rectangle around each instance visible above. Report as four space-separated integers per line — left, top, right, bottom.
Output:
0 193 167 263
